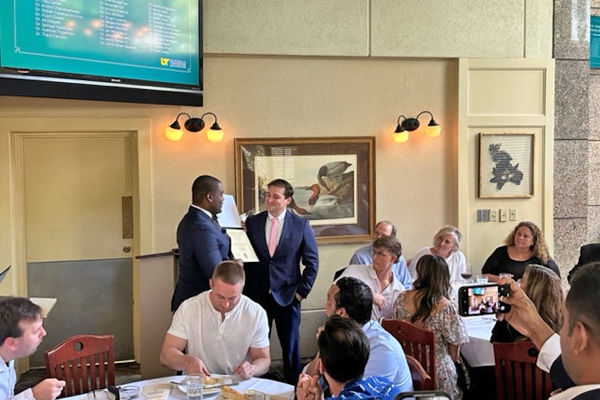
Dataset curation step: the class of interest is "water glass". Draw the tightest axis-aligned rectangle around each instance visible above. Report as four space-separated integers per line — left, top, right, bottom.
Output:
185 373 204 400
245 390 266 400
476 274 488 284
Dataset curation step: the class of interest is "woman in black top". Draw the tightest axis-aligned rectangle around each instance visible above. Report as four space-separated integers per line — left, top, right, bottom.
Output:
482 221 560 281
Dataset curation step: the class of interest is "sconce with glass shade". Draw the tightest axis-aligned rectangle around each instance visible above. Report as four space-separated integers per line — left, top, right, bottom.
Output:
392 111 441 143
165 112 224 142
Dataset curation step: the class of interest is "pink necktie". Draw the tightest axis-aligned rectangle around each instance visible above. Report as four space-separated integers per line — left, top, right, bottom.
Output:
268 217 279 256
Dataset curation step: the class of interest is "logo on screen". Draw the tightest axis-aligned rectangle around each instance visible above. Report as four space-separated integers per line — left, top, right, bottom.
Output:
160 58 169 66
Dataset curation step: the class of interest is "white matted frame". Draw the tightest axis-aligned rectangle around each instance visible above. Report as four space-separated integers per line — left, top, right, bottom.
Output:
479 132 534 198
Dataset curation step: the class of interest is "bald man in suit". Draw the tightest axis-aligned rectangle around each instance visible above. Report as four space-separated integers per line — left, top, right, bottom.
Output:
171 175 233 312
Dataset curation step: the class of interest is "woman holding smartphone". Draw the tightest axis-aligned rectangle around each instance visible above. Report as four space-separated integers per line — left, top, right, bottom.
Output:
392 255 468 399
481 221 560 282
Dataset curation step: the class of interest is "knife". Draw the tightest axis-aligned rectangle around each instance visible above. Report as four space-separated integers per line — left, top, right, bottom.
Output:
170 381 240 390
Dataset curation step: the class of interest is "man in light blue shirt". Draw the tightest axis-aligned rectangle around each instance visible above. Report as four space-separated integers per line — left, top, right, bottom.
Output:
304 277 413 392
0 297 64 400
348 221 412 289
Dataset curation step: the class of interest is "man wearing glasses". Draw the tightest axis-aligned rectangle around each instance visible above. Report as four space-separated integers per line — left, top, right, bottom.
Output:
337 236 405 320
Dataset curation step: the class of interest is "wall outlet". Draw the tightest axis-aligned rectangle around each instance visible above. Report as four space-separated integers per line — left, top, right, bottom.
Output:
500 209 508 222
490 209 498 222
509 208 517 221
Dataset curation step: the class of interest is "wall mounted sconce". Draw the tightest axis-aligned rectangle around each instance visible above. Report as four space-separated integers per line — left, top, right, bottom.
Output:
392 111 441 143
165 112 224 142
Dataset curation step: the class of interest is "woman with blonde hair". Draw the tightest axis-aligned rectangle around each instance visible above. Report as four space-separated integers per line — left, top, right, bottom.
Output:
482 221 560 282
392 255 468 399
490 264 564 342
408 225 467 284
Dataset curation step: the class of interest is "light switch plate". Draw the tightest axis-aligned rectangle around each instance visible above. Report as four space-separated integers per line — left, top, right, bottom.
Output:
509 209 517 221
490 209 498 222
500 209 508 222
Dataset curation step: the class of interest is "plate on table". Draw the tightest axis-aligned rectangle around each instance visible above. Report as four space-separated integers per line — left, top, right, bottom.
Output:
176 375 234 397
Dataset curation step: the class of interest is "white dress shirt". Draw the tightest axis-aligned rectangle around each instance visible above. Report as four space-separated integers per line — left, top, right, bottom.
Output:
264 210 286 248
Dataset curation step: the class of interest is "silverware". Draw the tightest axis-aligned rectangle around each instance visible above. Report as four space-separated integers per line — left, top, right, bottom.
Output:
170 381 239 389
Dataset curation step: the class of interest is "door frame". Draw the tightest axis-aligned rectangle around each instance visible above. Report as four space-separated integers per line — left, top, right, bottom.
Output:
0 118 152 369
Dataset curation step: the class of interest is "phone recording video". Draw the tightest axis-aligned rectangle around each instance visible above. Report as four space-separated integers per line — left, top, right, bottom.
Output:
458 283 511 317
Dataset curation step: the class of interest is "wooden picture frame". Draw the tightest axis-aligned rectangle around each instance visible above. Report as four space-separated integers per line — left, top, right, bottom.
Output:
479 133 534 198
234 137 376 243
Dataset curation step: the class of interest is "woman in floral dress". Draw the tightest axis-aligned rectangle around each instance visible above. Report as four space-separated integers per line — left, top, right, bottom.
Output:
391 255 469 399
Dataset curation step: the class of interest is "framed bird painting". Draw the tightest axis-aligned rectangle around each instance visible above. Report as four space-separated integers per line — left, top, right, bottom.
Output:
478 133 534 198
234 137 376 243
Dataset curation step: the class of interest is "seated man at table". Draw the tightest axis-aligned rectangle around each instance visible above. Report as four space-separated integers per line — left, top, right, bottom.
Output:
297 316 401 400
0 297 65 400
160 261 270 378
348 221 412 290
339 236 405 320
305 277 412 392
498 263 600 399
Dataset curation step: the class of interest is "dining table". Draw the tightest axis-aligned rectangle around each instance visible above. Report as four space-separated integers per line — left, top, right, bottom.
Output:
460 315 496 367
63 375 295 400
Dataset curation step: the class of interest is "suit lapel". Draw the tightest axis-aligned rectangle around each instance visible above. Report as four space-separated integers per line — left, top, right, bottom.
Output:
255 212 270 257
276 212 294 252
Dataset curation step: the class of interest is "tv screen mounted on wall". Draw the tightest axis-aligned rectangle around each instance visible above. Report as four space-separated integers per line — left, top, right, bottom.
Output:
0 0 202 106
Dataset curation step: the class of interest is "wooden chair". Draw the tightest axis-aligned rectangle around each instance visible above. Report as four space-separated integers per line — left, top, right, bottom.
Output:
381 319 437 388
493 341 554 400
45 334 115 397
405 354 434 390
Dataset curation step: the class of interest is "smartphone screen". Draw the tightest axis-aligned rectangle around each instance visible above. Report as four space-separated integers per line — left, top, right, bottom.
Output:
458 284 510 316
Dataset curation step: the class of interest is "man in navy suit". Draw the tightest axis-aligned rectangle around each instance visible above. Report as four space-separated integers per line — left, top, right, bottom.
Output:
244 179 319 385
499 263 600 399
171 175 233 312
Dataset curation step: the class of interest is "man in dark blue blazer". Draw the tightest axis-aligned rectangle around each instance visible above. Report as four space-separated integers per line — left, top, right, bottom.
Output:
171 175 232 312
244 179 319 385
499 263 600 399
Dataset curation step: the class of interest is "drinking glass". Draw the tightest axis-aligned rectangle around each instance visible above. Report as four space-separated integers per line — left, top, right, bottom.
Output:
185 373 204 400
499 273 514 281
461 264 474 283
245 390 265 400
476 274 488 284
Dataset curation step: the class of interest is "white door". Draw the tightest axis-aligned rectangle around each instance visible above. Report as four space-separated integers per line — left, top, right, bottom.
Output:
22 135 135 366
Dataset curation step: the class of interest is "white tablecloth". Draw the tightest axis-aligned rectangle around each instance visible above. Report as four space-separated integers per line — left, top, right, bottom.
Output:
461 316 496 367
64 376 294 400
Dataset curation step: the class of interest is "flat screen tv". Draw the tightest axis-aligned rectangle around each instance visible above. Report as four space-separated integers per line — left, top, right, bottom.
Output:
0 0 202 106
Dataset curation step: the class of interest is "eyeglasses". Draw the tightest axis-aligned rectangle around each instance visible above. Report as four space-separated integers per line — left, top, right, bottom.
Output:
372 250 392 258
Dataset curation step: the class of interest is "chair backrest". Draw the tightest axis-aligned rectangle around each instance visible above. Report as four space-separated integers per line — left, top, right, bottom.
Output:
405 354 434 391
493 341 554 400
381 319 437 388
45 334 115 397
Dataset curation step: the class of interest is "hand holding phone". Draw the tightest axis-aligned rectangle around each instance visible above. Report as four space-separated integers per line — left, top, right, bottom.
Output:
458 283 511 317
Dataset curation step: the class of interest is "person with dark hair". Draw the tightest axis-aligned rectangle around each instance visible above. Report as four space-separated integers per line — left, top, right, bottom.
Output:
0 297 65 400
339 236 405 320
304 277 412 392
498 262 600 399
348 221 412 289
161 261 270 379
244 178 319 385
392 255 468 399
171 175 236 312
297 316 401 400
568 244 600 284
482 221 560 282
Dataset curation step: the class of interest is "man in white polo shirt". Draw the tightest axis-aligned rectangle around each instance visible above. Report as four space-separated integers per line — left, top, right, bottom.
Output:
160 261 270 378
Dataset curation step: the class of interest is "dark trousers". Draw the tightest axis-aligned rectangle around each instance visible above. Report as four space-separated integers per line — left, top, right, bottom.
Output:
266 294 301 386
